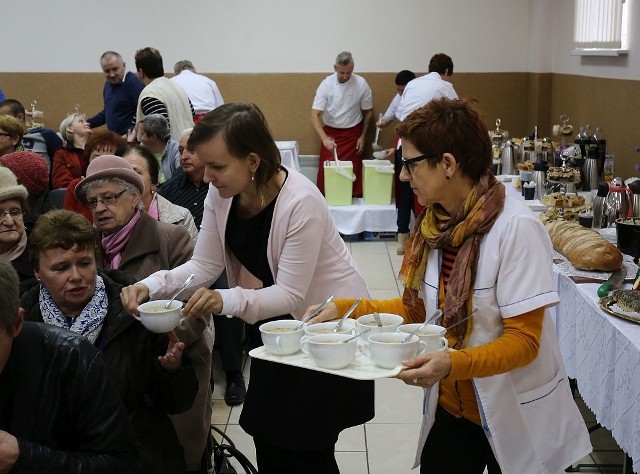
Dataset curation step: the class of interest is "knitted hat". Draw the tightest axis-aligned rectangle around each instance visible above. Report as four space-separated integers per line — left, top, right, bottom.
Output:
0 166 28 203
75 154 144 202
0 151 49 197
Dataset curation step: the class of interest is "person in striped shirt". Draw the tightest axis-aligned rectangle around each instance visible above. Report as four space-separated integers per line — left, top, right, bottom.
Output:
133 47 194 142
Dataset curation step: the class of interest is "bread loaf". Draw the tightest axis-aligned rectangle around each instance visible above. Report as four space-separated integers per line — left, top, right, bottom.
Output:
545 220 623 271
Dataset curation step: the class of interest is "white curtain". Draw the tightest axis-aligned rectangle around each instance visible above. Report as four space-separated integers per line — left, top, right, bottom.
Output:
573 0 625 49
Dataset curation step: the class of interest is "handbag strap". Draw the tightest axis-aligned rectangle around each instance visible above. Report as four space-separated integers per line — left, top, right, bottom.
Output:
210 425 259 474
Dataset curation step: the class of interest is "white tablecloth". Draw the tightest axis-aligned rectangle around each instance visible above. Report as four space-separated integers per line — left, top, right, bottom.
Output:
504 180 639 470
555 274 640 473
328 198 397 235
276 140 300 171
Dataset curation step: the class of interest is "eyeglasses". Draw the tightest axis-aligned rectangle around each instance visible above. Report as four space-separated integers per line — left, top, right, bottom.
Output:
401 152 439 175
0 208 24 221
85 189 127 209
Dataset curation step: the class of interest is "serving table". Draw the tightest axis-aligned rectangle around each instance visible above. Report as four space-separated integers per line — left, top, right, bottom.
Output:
503 179 638 472
555 276 639 473
275 140 301 171
328 198 397 235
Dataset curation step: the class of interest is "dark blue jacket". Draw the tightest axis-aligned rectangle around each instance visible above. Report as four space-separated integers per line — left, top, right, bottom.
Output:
88 71 144 135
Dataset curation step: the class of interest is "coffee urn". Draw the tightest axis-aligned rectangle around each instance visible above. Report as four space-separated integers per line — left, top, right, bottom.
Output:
532 160 547 200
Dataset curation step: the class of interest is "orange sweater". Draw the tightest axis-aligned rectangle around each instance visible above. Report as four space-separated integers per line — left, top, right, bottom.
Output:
333 297 544 425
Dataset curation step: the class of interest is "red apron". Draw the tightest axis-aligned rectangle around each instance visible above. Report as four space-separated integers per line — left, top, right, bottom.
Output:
316 123 363 197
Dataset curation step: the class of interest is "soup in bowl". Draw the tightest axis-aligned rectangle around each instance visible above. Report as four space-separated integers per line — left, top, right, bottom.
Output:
259 320 304 355
366 332 427 369
356 313 404 336
304 319 356 339
301 333 360 369
135 300 184 333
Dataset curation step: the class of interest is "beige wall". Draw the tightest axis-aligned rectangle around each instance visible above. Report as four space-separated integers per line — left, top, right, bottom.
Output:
1 71 638 177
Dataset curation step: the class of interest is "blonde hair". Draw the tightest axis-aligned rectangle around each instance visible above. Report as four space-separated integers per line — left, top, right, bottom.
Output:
59 113 84 145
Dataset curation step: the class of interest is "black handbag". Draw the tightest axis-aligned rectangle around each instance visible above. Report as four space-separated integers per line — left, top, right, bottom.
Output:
210 425 258 474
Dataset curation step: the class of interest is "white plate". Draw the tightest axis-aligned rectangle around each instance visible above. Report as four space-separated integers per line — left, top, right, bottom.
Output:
249 345 402 380
496 175 517 182
523 199 547 211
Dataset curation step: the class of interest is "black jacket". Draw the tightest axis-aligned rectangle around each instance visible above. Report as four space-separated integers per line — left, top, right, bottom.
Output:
0 322 140 473
21 271 199 474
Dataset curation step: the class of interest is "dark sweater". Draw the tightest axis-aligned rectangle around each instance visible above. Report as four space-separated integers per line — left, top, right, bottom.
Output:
88 71 144 135
158 169 208 229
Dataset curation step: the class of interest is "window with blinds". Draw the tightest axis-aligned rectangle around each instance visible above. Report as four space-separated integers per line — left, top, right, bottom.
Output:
573 0 629 55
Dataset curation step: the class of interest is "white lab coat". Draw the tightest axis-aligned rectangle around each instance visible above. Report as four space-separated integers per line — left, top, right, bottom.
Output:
413 196 592 473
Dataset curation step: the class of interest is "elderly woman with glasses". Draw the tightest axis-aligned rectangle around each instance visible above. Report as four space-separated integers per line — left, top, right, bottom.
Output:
75 154 211 473
52 113 93 189
63 130 128 222
304 98 591 474
0 167 33 282
74 154 193 274
20 209 198 474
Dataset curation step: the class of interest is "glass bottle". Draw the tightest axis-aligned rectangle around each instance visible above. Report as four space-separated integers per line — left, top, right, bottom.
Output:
574 126 585 158
592 127 606 175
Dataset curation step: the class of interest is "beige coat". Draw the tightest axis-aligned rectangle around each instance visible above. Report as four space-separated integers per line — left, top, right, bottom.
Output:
117 212 213 471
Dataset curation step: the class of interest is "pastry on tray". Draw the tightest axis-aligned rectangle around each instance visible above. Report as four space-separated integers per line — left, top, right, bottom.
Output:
541 192 585 208
547 167 580 182
516 161 534 171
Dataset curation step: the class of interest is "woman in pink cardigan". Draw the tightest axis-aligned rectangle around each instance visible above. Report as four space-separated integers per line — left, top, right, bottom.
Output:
122 103 374 474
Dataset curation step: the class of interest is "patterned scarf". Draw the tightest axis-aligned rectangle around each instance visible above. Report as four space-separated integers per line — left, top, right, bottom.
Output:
39 275 109 344
101 209 142 269
399 171 505 347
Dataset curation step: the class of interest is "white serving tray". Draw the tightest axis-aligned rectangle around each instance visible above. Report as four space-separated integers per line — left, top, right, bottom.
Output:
495 174 518 182
248 345 402 380
523 199 547 211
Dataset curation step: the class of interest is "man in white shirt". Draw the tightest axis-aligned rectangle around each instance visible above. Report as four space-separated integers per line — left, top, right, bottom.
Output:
311 51 373 197
394 54 458 255
376 70 416 130
396 53 458 122
171 60 224 123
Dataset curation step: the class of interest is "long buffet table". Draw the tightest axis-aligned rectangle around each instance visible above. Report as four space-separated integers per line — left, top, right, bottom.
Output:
502 179 639 473
555 275 639 473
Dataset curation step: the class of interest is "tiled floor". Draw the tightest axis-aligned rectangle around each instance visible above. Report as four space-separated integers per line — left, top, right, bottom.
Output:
210 239 626 473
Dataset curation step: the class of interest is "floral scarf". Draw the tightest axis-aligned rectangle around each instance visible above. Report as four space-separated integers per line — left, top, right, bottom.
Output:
101 209 142 269
399 171 505 347
39 275 109 344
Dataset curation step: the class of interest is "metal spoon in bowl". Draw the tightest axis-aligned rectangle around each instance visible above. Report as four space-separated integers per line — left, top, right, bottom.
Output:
341 327 371 343
402 309 443 342
164 273 196 309
333 298 362 333
296 295 335 329
372 311 383 328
